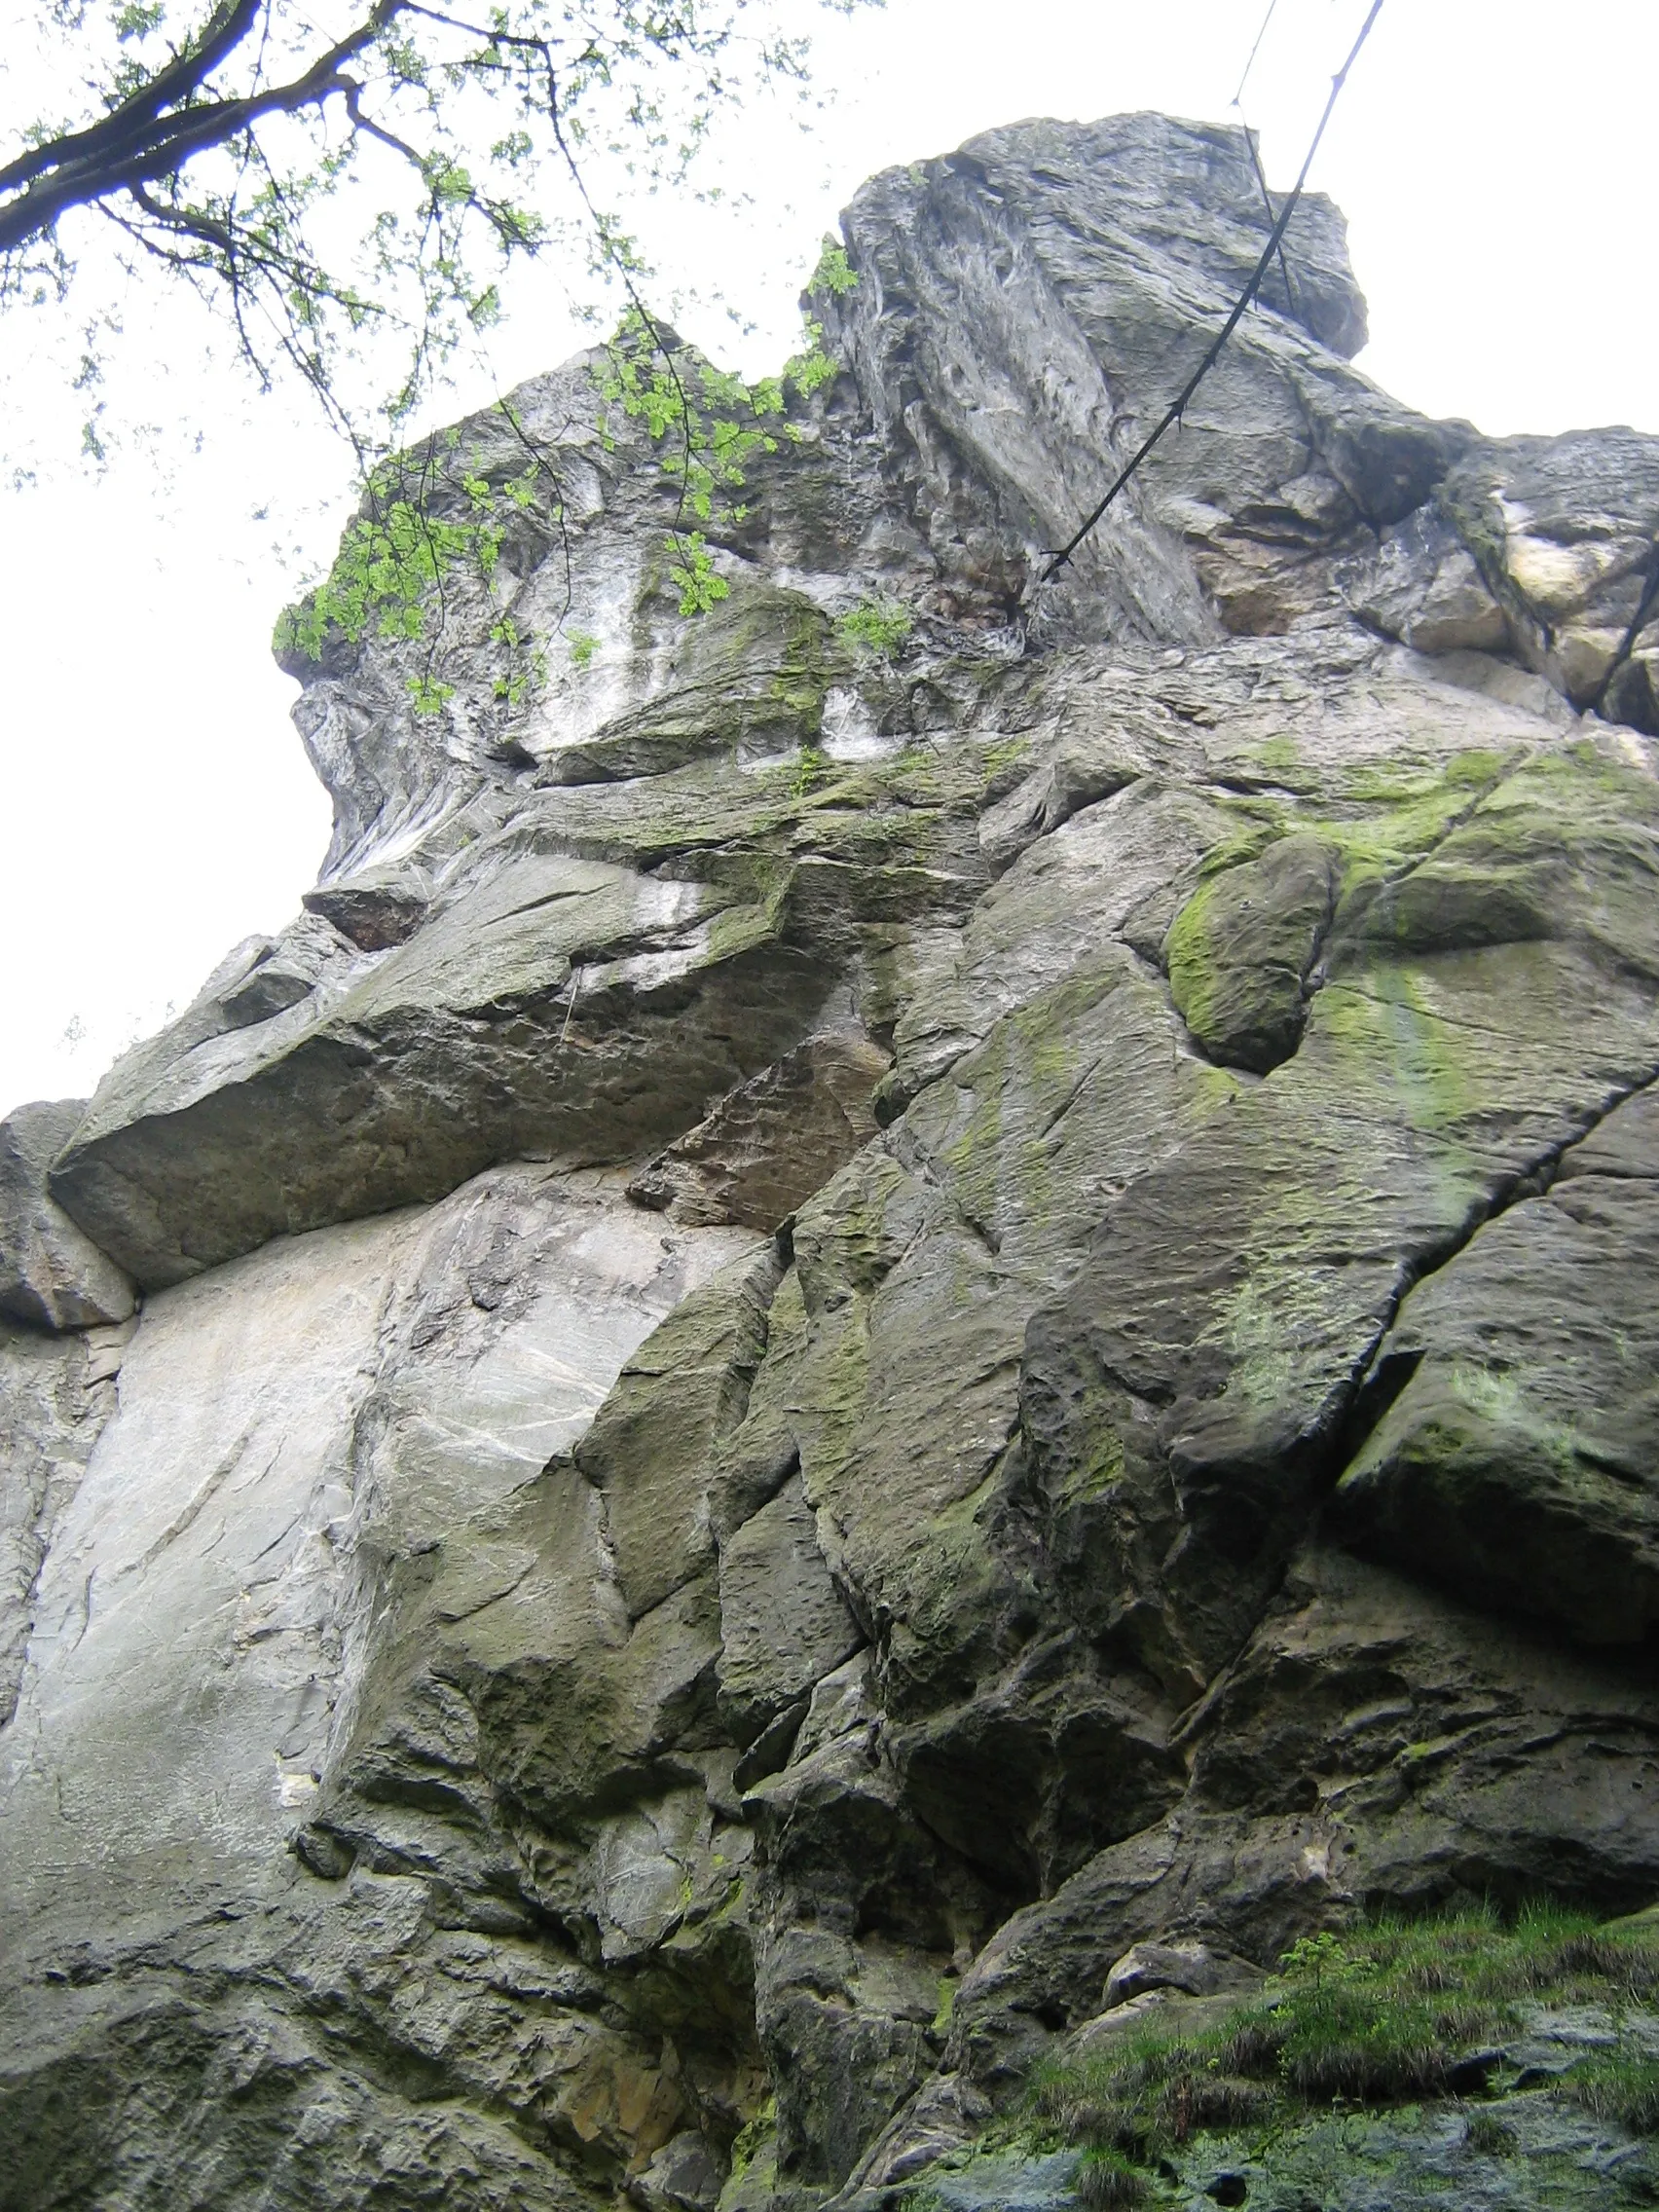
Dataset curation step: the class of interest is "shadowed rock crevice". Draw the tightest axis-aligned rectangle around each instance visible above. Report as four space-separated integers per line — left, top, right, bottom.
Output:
1591 535 1659 726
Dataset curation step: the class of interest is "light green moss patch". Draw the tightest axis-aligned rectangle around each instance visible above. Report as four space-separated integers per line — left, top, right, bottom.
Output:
727 2095 777 2182
1310 967 1482 1135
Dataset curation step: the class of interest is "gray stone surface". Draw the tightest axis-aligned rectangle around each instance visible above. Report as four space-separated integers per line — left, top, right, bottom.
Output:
919 2148 1081 2212
630 1029 891 1232
1159 2090 1659 2212
1336 1090 1659 1641
1101 1936 1261 2009
7 108 1659 2211
718 1472 864 1745
0 1098 135 1329
900 2088 1659 2212
0 1166 760 2207
0 1321 122 1725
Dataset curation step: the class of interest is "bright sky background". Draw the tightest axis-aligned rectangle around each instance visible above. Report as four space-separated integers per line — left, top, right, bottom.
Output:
2 0 1655 1117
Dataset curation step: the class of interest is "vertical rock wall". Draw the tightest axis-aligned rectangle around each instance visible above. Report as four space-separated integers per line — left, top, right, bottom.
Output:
3 110 1659 2211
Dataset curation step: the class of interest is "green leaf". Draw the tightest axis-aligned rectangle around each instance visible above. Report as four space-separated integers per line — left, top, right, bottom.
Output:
807 240 859 297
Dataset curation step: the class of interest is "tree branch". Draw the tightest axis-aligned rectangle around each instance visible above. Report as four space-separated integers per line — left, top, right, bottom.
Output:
0 0 265 199
0 0 400 257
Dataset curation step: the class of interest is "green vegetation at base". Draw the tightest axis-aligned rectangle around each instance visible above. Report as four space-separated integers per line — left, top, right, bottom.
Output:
1035 1907 1659 2184
1568 2046 1659 2135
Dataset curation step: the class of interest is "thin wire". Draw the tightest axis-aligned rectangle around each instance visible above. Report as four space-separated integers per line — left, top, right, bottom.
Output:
1040 0 1385 586
1232 0 1281 109
1234 0 1294 314
1241 121 1299 323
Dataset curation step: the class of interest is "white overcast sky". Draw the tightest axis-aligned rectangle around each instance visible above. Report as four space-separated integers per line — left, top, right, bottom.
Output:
1 0 1656 1118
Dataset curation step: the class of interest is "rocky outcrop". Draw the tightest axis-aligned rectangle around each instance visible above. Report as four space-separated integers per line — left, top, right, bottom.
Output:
5 110 1659 2209
0 1100 134 1330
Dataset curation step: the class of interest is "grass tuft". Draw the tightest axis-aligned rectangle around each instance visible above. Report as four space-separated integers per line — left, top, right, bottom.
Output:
837 597 911 658
1464 2109 1518 2157
1566 2050 1659 2135
1074 2149 1148 2209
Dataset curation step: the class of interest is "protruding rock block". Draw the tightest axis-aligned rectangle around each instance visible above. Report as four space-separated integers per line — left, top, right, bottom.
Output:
0 1099 134 1331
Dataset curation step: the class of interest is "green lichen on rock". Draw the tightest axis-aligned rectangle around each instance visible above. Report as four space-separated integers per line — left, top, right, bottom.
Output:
1164 832 1336 1071
1335 1081 1659 1644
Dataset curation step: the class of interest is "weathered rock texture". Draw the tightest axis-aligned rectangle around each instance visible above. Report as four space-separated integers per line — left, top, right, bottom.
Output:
0 1101 134 1331
5 111 1659 2208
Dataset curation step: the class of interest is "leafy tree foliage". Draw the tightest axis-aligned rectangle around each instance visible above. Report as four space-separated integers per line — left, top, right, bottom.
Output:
1 0 849 452
273 240 858 717
3 2 866 705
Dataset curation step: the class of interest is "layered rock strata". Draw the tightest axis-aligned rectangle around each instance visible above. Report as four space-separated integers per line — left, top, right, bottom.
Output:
3 111 1659 2208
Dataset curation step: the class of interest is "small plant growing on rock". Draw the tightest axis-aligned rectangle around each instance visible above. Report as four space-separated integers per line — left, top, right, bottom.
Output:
838 598 912 658
792 741 832 797
274 403 560 717
596 304 846 616
808 240 860 299
1565 2049 1659 2135
1464 2109 1517 2157
1075 2148 1147 2209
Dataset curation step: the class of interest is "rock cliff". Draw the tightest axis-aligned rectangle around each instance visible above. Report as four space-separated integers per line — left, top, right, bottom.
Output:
4 112 1659 2210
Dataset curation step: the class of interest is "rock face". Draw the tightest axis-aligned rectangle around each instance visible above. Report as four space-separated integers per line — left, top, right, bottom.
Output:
0 1101 134 1331
4 110 1659 2208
